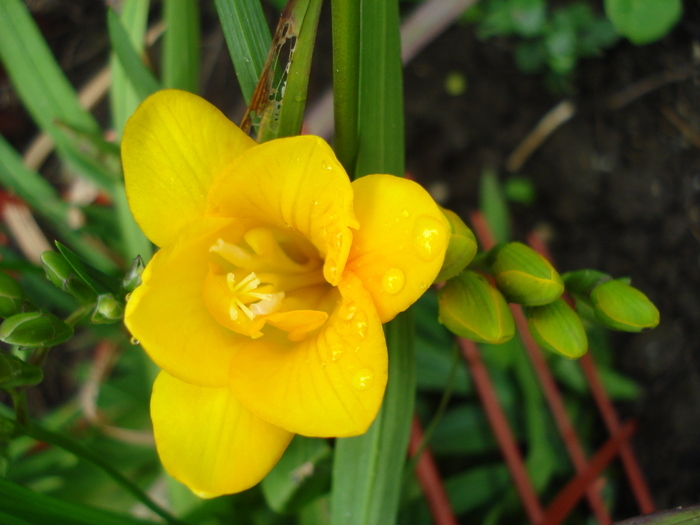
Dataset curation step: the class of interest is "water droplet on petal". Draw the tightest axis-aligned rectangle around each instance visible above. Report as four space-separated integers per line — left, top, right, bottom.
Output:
413 215 445 261
341 303 357 321
354 310 368 339
382 268 405 295
322 160 332 170
130 337 140 345
125 293 131 301
352 369 374 391
331 346 343 362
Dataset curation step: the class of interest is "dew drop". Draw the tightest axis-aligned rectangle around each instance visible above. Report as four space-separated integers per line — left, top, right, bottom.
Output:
125 293 132 301
352 369 374 391
382 268 405 295
331 346 343 362
412 216 445 261
130 337 140 345
354 310 368 339
322 160 333 170
341 304 357 321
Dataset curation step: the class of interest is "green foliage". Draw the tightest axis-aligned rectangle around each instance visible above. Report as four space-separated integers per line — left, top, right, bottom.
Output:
604 0 682 45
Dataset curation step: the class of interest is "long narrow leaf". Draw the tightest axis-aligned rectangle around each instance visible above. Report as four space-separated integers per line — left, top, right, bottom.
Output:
0 477 160 525
108 9 161 103
110 0 150 138
214 0 272 104
331 311 416 525
246 0 323 142
163 0 201 92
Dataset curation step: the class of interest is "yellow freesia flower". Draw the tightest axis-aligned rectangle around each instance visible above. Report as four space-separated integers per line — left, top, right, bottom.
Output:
121 90 449 498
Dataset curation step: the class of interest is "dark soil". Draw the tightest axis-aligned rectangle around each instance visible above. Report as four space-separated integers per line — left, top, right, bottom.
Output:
403 5 700 514
2 0 699 520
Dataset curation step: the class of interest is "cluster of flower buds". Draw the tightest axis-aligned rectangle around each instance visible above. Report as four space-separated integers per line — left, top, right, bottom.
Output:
435 212 659 359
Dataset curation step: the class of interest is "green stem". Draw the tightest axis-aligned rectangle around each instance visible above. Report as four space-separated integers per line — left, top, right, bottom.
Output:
64 305 92 327
10 390 28 427
17 421 187 525
331 0 360 175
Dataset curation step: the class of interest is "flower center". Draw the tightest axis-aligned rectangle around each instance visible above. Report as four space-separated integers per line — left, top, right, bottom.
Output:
202 227 330 340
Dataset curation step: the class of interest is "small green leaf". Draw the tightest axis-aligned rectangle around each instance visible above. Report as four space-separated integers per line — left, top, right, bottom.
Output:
40 251 98 307
0 272 24 318
438 270 515 344
491 242 564 306
523 298 588 358
604 0 682 45
55 243 121 297
435 208 477 283
0 353 43 389
0 311 73 348
590 279 660 332
262 436 331 513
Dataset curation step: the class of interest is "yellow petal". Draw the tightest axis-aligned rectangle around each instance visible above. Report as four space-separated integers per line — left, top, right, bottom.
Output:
122 90 256 247
229 272 387 437
206 135 359 286
151 371 293 498
346 175 449 322
125 218 246 387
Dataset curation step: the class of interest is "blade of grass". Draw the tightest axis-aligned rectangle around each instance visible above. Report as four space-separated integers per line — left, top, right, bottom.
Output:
0 136 116 272
109 0 150 139
163 0 200 92
214 0 272 104
330 0 360 174
330 310 416 525
353 0 404 179
108 8 161 103
248 0 323 142
0 477 161 525
17 422 185 525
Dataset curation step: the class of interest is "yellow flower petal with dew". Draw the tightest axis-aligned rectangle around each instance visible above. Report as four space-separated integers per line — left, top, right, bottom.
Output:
125 218 246 387
206 136 359 286
151 371 293 498
229 272 387 437
346 175 450 322
122 90 256 247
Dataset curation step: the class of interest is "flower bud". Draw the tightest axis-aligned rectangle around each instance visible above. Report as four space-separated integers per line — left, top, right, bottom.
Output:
0 311 74 347
434 208 477 283
91 294 124 324
590 279 659 332
0 272 24 319
41 251 97 306
122 256 145 295
523 298 588 359
0 352 43 389
491 242 564 306
438 270 515 344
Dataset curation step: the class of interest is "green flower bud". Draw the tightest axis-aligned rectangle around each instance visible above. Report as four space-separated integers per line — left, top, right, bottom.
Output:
590 279 660 332
0 353 43 389
491 242 564 306
0 311 73 348
434 208 478 283
41 251 97 306
523 298 588 359
121 256 145 295
561 269 609 296
0 272 24 318
438 270 515 344
90 294 124 324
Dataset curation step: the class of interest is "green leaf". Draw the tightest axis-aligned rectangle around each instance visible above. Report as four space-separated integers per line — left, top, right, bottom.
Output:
0 272 25 319
331 311 415 525
0 311 72 348
429 405 502 456
261 436 331 513
509 0 547 37
604 0 682 45
445 464 510 514
0 477 161 525
109 0 151 138
214 0 272 104
480 168 510 244
0 353 43 389
163 0 201 92
55 243 121 297
615 505 700 525
254 0 324 142
107 8 161 103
